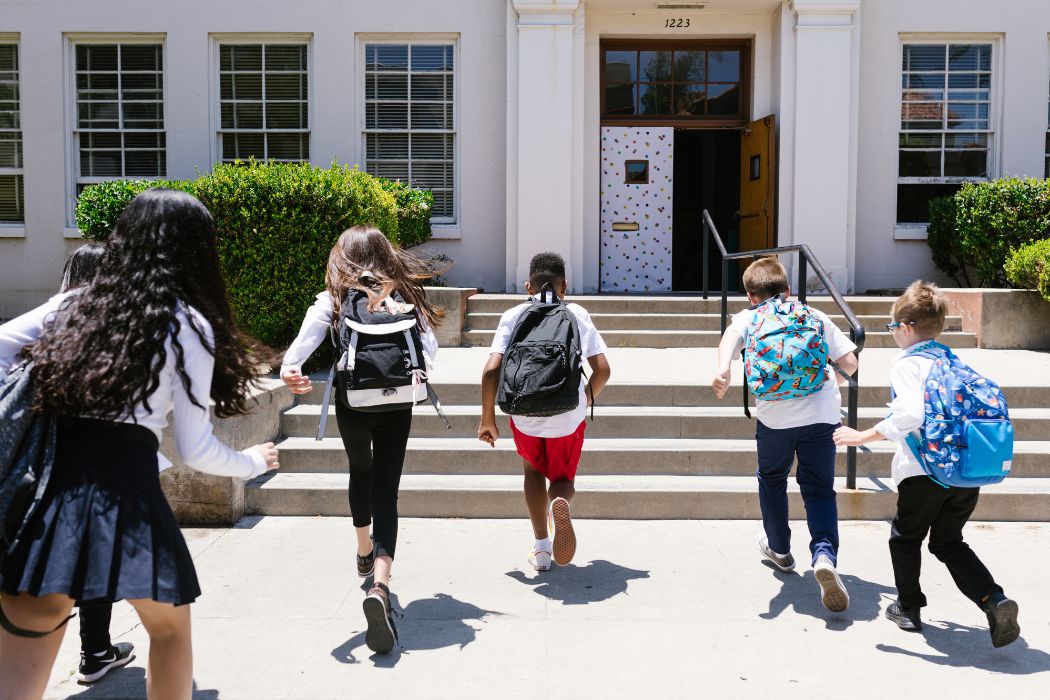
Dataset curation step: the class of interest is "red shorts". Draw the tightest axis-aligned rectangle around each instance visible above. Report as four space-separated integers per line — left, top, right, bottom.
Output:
509 419 587 482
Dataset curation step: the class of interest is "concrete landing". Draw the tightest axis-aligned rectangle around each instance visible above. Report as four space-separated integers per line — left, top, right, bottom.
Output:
43 517 1050 699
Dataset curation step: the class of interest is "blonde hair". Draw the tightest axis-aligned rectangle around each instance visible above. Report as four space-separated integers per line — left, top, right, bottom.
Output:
892 280 947 339
742 256 789 300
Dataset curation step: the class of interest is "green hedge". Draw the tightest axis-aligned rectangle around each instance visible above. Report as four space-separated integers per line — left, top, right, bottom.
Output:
1005 239 1050 301
926 177 1050 287
378 178 434 248
74 161 435 351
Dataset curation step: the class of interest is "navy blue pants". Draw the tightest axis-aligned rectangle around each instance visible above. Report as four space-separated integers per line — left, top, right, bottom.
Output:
755 421 840 566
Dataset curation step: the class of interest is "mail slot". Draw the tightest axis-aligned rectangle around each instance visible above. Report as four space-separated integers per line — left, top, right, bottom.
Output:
612 221 640 231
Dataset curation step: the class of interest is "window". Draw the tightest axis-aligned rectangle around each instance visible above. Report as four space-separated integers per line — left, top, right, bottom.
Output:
897 42 994 225
219 43 309 163
0 43 23 223
363 42 455 222
601 42 749 122
74 43 165 195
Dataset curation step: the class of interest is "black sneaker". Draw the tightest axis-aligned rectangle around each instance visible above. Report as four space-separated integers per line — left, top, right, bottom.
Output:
77 642 135 684
363 582 398 654
885 602 922 632
983 592 1020 648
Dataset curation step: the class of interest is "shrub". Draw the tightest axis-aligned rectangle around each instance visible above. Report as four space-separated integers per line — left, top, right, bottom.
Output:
928 177 1050 287
377 178 433 248
925 195 971 287
76 179 195 240
1005 239 1050 301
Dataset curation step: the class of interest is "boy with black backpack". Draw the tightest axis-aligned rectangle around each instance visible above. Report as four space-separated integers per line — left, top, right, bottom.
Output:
478 253 610 572
711 257 858 612
834 281 1019 646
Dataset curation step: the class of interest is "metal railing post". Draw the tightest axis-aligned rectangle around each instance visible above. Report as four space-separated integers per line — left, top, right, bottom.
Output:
797 254 808 304
847 363 859 490
702 215 709 300
720 259 729 334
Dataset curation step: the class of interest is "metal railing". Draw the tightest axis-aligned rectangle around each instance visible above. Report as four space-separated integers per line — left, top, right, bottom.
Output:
701 209 867 489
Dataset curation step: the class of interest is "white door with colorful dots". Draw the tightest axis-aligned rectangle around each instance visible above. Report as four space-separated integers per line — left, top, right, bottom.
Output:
600 126 674 292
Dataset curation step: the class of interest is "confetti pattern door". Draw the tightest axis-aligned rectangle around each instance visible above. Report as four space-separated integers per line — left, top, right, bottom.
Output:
600 126 674 292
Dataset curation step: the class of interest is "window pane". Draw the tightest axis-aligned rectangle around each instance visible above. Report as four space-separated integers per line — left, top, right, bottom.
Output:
411 133 451 160
411 45 450 72
675 84 705 115
904 73 945 89
707 84 739 115
896 183 961 224
639 51 672 82
266 73 305 101
604 83 636 116
267 132 308 161
431 190 452 218
367 133 409 159
900 133 942 148
375 74 407 100
77 45 118 72
0 132 21 168
265 102 306 129
124 149 163 176
944 149 987 177
371 103 407 129
411 74 446 101
944 132 987 149
234 103 263 129
224 132 264 161
266 45 305 71
233 74 262 101
0 174 24 222
370 45 408 71
673 51 705 82
903 44 945 72
410 103 449 130
948 44 991 72
605 51 636 82
231 45 262 71
411 162 450 190
948 72 990 89
121 45 161 72
0 45 17 72
638 84 671 115
368 161 410 181
899 150 941 177
708 51 740 82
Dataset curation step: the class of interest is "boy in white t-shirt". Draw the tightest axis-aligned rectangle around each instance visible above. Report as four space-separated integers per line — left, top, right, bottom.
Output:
479 253 611 572
710 257 858 612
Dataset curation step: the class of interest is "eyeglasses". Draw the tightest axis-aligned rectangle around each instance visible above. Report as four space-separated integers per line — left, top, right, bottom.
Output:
885 320 915 331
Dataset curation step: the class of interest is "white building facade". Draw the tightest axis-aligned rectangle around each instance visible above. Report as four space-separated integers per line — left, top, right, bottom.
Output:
1 0 1049 316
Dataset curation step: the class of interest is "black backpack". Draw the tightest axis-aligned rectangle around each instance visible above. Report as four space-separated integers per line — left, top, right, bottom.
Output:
498 289 590 417
315 290 450 439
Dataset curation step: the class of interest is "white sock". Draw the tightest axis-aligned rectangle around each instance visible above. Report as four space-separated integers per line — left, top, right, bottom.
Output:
535 537 552 553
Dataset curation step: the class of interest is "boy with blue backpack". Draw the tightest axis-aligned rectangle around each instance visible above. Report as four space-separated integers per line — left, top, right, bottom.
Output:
711 257 858 612
834 281 1019 646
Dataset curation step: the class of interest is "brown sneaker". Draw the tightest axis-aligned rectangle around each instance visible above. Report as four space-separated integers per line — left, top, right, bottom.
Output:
549 497 576 566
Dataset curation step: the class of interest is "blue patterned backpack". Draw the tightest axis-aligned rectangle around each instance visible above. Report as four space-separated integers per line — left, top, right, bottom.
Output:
743 297 829 403
900 341 1013 488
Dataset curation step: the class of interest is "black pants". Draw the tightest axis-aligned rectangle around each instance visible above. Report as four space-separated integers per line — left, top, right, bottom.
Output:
889 476 1002 610
335 403 413 560
77 600 112 654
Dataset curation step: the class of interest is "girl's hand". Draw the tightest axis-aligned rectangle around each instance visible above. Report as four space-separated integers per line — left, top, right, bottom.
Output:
711 367 732 400
833 427 864 447
478 422 499 447
282 369 313 395
250 442 280 471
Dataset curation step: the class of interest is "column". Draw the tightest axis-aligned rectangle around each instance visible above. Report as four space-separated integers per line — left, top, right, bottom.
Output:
789 0 860 293
508 0 580 292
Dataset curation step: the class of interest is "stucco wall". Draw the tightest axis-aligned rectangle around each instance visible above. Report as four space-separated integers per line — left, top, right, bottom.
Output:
0 0 508 318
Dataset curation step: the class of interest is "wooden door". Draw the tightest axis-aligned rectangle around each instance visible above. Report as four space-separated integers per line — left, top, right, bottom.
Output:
738 114 776 251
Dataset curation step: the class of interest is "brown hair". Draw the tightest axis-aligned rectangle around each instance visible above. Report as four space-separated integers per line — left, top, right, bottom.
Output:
742 256 789 300
892 280 946 339
325 225 445 329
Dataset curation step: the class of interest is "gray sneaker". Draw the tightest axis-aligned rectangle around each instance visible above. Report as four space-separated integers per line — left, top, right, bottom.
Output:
759 536 796 572
814 555 850 612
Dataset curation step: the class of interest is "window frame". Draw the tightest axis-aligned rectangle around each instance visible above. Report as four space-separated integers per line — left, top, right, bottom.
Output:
210 33 313 167
65 34 167 226
895 35 1004 233
358 35 459 227
0 37 24 231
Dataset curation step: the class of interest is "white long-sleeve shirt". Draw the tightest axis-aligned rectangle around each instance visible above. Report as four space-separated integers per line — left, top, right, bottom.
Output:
280 291 439 376
874 342 935 486
0 292 267 479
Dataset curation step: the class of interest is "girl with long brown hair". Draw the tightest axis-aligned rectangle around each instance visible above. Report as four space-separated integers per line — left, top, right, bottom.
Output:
281 225 443 654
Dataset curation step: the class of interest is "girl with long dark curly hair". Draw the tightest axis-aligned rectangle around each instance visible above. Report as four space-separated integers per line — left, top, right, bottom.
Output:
281 225 443 654
0 188 279 700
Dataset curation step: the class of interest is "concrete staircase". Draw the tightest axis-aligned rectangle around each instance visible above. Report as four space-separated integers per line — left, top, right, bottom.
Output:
246 295 1050 521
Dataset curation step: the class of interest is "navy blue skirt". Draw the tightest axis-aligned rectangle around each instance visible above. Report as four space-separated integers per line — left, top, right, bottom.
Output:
0 417 200 605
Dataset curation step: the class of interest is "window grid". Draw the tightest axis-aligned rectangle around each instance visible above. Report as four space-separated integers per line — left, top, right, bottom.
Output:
74 43 166 193
897 42 995 225
218 43 310 163
0 43 23 223
363 43 455 222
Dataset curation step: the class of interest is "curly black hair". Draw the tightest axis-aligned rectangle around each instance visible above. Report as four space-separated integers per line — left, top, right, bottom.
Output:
31 188 270 419
528 251 566 291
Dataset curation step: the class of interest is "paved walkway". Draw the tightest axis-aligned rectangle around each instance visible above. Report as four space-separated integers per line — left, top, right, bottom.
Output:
44 517 1050 699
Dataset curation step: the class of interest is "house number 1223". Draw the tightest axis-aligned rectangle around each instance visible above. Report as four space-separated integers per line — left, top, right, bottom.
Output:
665 18 691 28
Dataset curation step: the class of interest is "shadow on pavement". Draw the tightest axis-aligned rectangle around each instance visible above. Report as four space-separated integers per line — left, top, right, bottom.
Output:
65 667 219 699
505 559 651 605
877 620 1050 674
331 592 501 667
760 568 897 630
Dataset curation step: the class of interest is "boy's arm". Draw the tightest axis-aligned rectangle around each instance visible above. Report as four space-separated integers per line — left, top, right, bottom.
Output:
711 329 743 400
586 353 611 404
478 353 503 446
834 359 924 447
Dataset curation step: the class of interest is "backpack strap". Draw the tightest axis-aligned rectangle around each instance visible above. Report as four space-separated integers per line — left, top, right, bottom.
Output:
0 601 75 638
426 383 453 431
316 362 336 442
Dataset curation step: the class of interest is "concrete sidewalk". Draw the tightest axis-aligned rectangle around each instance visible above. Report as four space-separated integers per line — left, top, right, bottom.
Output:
44 517 1050 699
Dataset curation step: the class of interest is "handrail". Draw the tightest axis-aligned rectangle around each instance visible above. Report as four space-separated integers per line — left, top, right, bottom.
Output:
701 209 867 489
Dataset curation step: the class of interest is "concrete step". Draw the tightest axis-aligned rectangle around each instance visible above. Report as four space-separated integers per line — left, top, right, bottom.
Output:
245 472 1050 521
293 380 1050 409
272 436 1050 478
463 329 978 349
282 404 1050 441
466 294 899 316
465 312 962 333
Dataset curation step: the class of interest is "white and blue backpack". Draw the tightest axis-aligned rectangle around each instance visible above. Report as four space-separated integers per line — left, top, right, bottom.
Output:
897 341 1013 488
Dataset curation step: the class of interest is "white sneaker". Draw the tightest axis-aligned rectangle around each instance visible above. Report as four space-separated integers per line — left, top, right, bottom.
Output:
813 555 849 612
758 536 796 572
549 497 576 566
529 548 552 571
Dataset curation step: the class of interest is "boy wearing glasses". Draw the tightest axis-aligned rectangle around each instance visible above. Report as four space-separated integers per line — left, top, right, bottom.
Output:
834 281 1019 646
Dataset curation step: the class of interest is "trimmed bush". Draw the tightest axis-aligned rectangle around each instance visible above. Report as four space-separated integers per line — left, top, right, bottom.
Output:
76 178 195 240
927 177 1050 287
1005 239 1050 301
377 179 433 248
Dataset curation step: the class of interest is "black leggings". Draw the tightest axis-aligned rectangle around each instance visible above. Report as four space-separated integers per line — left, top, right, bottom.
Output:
335 403 413 560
